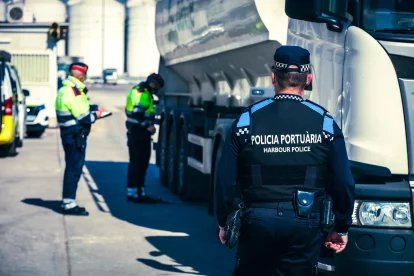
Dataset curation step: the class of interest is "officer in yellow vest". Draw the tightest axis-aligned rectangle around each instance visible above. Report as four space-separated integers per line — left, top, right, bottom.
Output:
55 62 103 215
125 73 164 203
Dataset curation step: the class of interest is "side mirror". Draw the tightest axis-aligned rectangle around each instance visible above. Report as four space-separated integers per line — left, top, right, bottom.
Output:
285 0 345 33
22 89 30 97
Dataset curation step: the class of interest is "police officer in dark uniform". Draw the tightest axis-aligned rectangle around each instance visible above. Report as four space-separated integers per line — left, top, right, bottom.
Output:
215 46 355 275
125 73 164 203
55 62 104 215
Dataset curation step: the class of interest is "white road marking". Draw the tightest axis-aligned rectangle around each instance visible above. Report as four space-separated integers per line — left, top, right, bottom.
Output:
82 166 110 213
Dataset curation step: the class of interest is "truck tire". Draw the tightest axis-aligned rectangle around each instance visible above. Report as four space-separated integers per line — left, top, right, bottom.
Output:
209 138 224 215
158 120 169 186
176 123 204 201
167 121 178 193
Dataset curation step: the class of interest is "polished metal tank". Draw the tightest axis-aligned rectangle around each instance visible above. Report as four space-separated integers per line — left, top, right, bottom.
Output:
155 0 288 107
68 0 125 77
127 0 160 78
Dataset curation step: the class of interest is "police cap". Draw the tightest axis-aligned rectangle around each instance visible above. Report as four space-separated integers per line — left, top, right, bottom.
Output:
272 46 311 73
147 73 165 88
69 62 89 74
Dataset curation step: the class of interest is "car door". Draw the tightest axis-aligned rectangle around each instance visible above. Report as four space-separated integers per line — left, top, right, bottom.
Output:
7 66 19 136
10 67 26 140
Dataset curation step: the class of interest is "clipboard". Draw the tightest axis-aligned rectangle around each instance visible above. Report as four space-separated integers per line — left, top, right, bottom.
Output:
97 111 112 120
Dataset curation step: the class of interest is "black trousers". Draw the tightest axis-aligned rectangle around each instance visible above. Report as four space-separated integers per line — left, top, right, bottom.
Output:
61 132 87 200
233 206 324 276
126 128 152 194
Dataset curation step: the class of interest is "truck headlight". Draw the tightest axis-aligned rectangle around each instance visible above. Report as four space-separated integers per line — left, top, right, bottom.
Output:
352 200 412 228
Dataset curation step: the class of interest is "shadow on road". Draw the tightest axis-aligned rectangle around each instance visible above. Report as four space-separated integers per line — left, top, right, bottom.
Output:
21 198 64 215
84 160 234 276
137 257 198 275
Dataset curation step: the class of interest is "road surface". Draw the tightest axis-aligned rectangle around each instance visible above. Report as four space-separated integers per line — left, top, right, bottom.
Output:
0 84 235 276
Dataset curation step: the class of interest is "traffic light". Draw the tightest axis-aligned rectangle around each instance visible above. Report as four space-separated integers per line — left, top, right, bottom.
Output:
59 25 68 40
48 22 60 41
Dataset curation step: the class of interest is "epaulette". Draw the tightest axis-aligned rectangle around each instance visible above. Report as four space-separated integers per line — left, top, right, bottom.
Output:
71 86 81 96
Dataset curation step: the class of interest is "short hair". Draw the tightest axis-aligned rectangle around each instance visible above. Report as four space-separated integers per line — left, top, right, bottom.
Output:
274 70 308 90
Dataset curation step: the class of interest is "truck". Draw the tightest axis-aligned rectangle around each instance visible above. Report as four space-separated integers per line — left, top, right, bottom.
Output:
153 0 414 275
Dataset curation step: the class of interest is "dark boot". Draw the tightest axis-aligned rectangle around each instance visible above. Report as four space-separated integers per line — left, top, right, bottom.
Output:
63 206 89 216
136 194 160 203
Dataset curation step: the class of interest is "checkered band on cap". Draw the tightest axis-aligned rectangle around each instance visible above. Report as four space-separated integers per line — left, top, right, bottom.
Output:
273 62 310 72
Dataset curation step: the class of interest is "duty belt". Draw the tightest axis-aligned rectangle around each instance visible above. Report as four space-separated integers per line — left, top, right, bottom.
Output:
246 199 324 212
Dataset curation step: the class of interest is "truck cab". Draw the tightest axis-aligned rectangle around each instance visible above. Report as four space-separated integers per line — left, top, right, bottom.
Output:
284 0 414 275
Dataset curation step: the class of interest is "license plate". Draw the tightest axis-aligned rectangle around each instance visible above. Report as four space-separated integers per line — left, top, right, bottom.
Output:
27 115 36 121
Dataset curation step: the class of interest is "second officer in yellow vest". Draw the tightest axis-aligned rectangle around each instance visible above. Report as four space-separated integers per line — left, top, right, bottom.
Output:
55 62 104 215
125 73 164 203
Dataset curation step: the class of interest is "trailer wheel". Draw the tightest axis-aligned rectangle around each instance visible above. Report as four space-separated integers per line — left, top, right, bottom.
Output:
158 120 168 186
167 122 178 193
177 126 188 200
176 124 202 201
209 138 224 215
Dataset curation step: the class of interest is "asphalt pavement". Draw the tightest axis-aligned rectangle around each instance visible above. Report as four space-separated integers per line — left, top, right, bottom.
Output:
0 84 235 276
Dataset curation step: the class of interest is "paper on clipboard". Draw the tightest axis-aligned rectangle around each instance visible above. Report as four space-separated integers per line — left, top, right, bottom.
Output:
97 111 112 120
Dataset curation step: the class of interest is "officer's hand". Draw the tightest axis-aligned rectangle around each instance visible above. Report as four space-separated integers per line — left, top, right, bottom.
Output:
98 106 106 112
325 231 348 254
95 110 103 119
219 228 226 245
147 125 156 135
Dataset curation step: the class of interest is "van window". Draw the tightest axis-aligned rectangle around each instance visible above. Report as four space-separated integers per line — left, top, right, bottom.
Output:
2 66 12 98
9 69 18 96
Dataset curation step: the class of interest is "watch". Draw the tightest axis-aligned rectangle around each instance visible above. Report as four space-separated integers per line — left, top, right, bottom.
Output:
218 225 224 230
337 232 348 236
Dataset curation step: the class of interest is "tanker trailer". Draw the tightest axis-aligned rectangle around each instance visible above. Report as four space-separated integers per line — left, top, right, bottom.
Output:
154 0 288 205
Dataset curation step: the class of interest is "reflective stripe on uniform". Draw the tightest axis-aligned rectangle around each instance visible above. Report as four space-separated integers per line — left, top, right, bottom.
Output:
127 118 140 124
57 111 72 116
76 110 90 121
57 110 76 127
126 117 152 126
66 78 77 87
59 119 77 127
